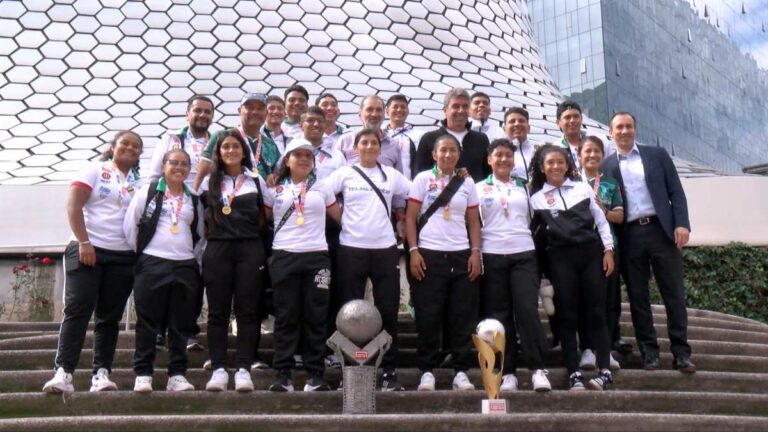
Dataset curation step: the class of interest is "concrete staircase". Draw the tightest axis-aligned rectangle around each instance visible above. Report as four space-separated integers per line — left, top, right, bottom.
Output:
0 303 767 431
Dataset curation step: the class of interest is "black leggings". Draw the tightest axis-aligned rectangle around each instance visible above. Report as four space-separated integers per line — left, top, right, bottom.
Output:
202 239 265 370
548 243 610 374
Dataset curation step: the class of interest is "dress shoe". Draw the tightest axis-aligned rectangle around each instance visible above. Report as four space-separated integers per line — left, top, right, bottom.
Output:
673 356 696 374
643 353 660 370
612 339 633 354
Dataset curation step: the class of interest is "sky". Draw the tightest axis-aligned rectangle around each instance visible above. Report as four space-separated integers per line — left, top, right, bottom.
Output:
684 0 768 69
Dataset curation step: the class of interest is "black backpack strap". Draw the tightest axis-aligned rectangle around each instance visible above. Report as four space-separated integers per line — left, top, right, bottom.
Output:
416 175 464 233
273 176 315 236
190 193 200 247
351 164 389 218
136 181 163 255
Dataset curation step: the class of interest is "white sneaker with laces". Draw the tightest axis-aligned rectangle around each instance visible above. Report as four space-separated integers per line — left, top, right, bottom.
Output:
579 349 597 370
500 374 518 391
452 371 475 391
166 375 194 391
134 376 153 393
417 372 435 391
90 368 118 392
42 367 74 393
206 368 229 392
234 368 254 392
532 369 552 392
609 353 621 371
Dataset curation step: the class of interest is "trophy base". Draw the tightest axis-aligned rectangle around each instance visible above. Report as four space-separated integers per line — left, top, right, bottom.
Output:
481 399 507 414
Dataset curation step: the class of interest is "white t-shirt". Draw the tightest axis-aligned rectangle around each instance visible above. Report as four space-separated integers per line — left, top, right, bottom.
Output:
123 183 203 261
281 120 304 139
70 161 142 251
264 178 336 253
148 128 210 188
475 176 535 254
408 169 479 251
324 164 411 249
445 129 468 148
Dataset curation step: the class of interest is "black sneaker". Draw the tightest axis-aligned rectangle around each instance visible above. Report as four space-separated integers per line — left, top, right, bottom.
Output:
303 374 330 392
381 371 405 392
588 370 613 391
268 371 294 392
569 372 586 391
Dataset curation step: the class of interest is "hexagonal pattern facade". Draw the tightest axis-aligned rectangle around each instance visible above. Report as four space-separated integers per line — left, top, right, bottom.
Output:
0 0 613 184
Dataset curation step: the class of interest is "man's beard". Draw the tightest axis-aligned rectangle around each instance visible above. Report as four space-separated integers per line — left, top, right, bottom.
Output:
363 119 382 130
190 120 210 136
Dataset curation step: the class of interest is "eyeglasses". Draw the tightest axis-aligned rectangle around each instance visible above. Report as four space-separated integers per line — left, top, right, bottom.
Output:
302 118 324 125
166 160 191 167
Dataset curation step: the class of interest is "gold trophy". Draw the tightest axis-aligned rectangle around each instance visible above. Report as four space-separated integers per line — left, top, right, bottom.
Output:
472 319 507 414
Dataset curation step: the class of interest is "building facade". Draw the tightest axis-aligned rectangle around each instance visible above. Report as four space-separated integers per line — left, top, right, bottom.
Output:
528 0 768 173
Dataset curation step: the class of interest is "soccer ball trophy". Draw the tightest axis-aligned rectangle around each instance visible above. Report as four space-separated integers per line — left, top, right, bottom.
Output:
472 318 508 414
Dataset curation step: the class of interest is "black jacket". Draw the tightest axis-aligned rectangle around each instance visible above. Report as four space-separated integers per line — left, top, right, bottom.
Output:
414 121 490 182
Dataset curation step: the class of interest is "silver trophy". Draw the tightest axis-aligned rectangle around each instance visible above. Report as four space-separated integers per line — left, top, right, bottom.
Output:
327 300 392 414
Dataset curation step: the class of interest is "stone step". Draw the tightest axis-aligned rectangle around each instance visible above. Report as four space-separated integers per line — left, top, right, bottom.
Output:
2 346 767 373
0 413 767 432
3 368 768 394
3 332 767 357
1 391 767 417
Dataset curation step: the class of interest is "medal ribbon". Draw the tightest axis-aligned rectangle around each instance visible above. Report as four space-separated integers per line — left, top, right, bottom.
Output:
110 162 132 206
287 176 315 221
430 165 454 217
485 174 512 216
221 173 247 208
165 191 184 228
238 126 262 170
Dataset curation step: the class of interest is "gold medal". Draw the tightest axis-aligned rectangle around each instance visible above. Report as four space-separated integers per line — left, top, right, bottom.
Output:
296 215 305 225
442 207 450 220
170 224 179 234
222 205 232 215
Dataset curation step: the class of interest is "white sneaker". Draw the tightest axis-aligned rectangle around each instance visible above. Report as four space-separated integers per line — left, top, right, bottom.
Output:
90 368 117 392
203 359 212 370
532 369 552 392
234 368 254 392
251 360 269 370
609 353 621 371
417 372 435 391
452 371 474 391
206 368 229 392
134 376 153 393
261 315 275 333
42 367 74 393
166 375 194 391
579 349 597 370
500 374 518 391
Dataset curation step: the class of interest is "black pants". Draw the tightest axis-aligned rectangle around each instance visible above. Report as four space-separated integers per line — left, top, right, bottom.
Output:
412 249 478 372
621 222 690 358
481 250 547 372
336 245 401 371
548 243 610 374
202 239 265 370
324 221 342 345
55 242 135 374
578 247 622 350
133 255 199 376
270 250 331 375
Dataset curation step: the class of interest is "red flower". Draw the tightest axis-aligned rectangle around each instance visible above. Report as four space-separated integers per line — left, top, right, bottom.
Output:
41 257 51 265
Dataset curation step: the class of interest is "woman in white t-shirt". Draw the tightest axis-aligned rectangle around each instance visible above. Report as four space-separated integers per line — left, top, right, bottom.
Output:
264 138 341 393
43 131 143 394
325 128 411 391
198 129 269 393
476 139 551 393
405 134 482 392
123 148 204 393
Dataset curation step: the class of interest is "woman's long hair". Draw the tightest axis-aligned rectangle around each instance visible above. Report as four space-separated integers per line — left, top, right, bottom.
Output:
528 144 577 195
99 130 143 172
205 129 255 227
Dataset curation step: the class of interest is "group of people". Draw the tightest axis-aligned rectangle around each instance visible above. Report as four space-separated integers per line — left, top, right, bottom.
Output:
42 84 695 395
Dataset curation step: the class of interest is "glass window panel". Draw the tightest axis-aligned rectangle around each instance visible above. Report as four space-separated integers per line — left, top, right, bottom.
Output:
591 27 603 54
544 18 556 45
555 13 567 40
578 7 590 33
556 39 568 65
589 2 602 28
568 36 580 61
579 31 591 57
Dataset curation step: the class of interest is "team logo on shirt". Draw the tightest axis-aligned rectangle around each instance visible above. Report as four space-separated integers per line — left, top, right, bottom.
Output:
483 197 494 207
98 185 111 198
314 268 331 290
483 185 493 193
275 186 283 193
428 183 437 191
101 171 111 181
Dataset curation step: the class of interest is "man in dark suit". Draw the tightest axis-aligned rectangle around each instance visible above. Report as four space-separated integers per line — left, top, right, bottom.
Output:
414 88 490 182
600 112 695 373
